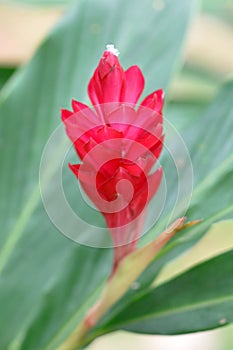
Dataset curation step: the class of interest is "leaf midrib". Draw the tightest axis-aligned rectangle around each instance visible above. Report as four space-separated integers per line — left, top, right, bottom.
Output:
0 135 69 275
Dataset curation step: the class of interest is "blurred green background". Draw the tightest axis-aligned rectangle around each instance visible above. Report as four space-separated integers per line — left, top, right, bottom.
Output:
0 0 233 349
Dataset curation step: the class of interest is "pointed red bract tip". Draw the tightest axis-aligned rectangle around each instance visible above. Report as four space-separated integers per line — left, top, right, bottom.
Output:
61 108 73 122
140 89 165 114
68 163 80 178
121 66 145 104
71 99 89 113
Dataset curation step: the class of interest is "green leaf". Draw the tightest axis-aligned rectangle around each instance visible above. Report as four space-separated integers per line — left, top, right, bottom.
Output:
0 0 195 348
164 101 207 131
95 249 233 335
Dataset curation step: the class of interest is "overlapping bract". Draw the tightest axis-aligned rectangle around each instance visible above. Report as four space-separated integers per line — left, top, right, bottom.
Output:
62 48 165 268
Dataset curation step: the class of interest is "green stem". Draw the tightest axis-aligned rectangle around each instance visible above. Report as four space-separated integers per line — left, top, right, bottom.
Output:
57 321 89 350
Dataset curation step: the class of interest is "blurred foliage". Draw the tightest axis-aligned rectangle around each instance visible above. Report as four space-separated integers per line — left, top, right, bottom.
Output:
1 0 73 5
0 68 15 90
202 0 233 23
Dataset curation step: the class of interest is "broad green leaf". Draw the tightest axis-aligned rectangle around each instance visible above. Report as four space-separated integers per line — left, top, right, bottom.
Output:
0 0 195 349
93 249 233 336
164 101 207 131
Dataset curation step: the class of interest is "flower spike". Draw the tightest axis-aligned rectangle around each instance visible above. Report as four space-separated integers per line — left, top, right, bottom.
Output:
61 46 165 272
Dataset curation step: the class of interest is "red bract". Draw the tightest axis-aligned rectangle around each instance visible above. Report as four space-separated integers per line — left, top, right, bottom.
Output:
61 45 165 272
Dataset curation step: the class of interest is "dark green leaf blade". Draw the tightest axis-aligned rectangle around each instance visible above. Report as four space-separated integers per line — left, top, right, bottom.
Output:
99 250 233 335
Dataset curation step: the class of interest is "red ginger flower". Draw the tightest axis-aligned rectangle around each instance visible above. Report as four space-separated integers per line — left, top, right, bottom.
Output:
62 45 165 273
